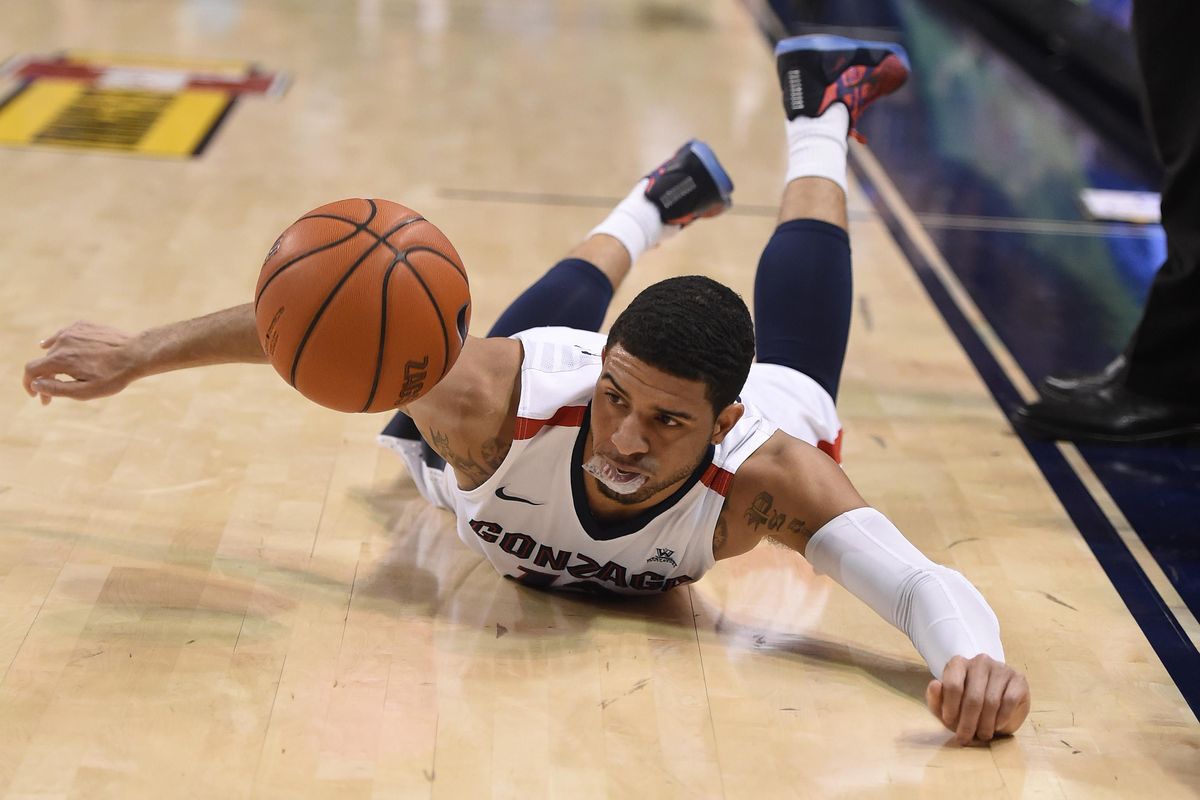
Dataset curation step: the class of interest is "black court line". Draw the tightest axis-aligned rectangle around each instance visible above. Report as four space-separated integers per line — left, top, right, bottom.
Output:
436 187 789 219
437 187 1131 236
915 213 1163 238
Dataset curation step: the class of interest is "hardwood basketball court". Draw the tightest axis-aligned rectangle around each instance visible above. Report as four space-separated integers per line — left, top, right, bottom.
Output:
1 1 1197 797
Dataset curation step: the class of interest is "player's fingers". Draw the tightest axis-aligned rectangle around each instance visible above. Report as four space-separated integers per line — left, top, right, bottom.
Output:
926 679 943 719
975 669 1011 742
25 350 96 389
939 657 967 731
954 657 990 745
38 321 99 353
29 376 105 400
996 673 1032 735
22 354 65 396
38 322 78 350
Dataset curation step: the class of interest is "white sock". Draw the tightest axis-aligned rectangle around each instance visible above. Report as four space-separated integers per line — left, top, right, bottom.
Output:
587 179 670 263
785 103 850 194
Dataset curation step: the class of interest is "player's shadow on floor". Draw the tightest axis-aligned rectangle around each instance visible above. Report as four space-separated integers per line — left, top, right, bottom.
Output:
706 621 933 705
354 480 931 707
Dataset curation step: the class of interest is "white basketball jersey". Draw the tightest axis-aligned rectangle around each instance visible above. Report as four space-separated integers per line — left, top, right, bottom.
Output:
381 326 843 595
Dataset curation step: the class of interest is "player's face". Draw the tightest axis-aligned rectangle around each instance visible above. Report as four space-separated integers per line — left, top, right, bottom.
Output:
585 344 742 511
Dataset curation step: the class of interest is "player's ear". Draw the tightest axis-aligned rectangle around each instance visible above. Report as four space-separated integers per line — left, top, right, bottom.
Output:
711 403 744 444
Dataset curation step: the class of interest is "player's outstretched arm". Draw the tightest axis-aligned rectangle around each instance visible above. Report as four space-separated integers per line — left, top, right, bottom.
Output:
400 335 523 490
723 431 1030 744
22 304 267 405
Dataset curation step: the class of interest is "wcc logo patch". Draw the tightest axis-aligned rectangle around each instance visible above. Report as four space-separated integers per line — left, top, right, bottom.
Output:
0 51 286 158
646 548 678 568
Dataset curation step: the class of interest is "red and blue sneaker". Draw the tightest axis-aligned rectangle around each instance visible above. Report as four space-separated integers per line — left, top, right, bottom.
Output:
644 139 734 226
775 34 910 142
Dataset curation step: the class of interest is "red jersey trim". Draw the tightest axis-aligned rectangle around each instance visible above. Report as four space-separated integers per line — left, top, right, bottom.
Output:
514 405 588 440
818 429 844 463
700 464 734 497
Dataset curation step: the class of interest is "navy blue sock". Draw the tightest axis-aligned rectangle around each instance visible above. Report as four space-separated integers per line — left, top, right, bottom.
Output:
753 219 852 401
383 258 614 442
488 258 614 337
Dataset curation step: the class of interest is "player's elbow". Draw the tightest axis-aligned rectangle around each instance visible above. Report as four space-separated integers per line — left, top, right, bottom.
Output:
901 566 1004 676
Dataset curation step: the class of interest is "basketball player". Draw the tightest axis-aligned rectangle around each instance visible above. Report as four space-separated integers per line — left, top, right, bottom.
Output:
22 36 1030 744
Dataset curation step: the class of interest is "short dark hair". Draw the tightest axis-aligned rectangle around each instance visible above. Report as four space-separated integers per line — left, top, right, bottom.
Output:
606 275 755 413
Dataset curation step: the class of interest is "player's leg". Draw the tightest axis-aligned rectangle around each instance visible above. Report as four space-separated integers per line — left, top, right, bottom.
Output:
483 250 618 339
1122 0 1200 402
754 35 909 401
487 139 733 337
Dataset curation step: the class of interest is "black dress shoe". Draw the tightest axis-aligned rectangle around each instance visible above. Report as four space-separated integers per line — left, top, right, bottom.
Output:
1012 382 1200 443
1039 355 1127 401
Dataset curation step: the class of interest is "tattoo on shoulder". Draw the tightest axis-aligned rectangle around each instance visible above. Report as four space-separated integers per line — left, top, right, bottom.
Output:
744 491 807 537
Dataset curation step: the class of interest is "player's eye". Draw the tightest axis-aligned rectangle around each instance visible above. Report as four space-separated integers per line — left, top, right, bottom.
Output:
605 391 624 406
657 414 680 427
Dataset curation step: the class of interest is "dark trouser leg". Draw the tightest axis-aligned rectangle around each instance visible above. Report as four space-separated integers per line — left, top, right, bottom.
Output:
1123 0 1200 401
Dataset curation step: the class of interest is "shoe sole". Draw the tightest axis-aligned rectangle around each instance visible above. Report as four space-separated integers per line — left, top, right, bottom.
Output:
1012 412 1200 444
774 33 911 73
683 138 734 205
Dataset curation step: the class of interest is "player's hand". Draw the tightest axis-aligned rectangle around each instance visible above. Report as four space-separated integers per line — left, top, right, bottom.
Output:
22 321 139 405
925 654 1030 745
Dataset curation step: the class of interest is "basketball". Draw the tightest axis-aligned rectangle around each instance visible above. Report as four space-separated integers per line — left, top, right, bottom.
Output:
253 198 471 413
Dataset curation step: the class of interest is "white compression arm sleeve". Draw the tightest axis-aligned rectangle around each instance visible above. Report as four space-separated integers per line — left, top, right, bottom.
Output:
803 507 1004 679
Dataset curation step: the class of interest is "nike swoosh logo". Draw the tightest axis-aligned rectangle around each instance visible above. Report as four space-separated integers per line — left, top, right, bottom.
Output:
495 486 543 505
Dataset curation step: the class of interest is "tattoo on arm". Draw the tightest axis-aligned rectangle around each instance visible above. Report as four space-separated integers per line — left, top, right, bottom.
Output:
787 517 809 536
712 512 729 557
427 428 451 455
479 437 507 472
424 427 510 486
744 491 808 538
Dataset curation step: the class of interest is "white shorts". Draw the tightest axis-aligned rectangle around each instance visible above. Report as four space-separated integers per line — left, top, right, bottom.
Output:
741 361 844 461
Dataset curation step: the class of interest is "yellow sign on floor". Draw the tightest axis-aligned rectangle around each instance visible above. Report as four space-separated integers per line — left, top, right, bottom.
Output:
0 52 286 157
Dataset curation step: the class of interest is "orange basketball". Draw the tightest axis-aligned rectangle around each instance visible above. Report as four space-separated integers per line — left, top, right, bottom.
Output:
254 198 471 412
